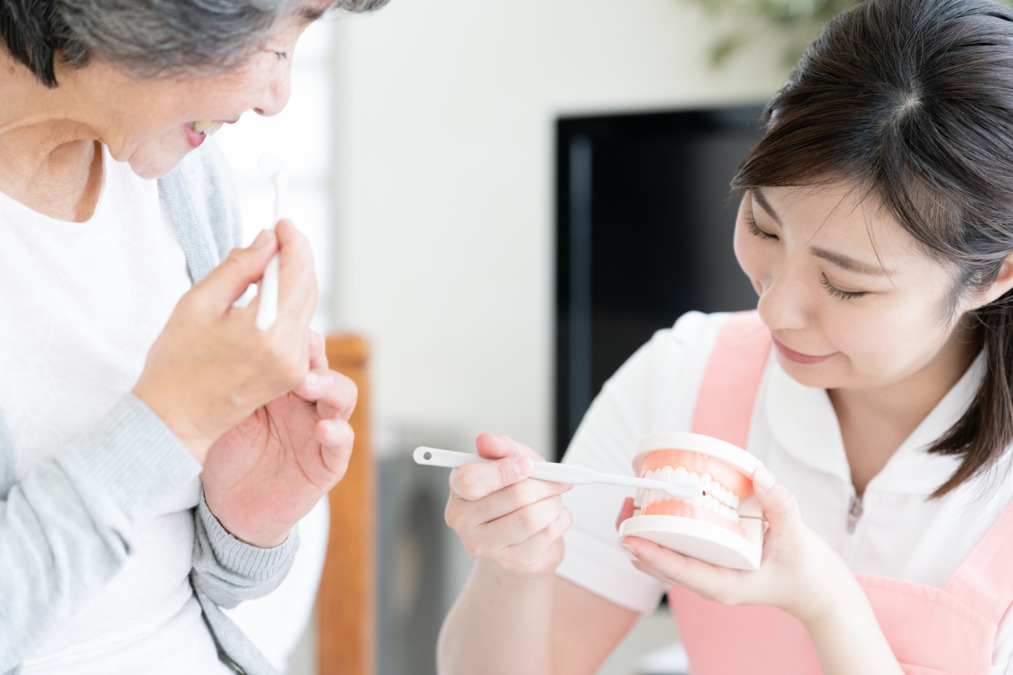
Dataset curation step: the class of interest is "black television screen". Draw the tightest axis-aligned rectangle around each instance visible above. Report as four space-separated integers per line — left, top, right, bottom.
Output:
554 104 766 459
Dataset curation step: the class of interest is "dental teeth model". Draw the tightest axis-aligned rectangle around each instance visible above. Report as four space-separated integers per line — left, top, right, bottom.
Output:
618 432 765 570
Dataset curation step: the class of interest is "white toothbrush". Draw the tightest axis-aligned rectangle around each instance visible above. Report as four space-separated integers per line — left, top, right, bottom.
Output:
413 446 703 499
256 153 287 331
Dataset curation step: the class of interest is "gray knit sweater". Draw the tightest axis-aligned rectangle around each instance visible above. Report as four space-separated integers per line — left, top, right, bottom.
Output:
0 142 295 674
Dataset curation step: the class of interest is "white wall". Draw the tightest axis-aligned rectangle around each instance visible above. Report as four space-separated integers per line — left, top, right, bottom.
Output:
214 4 800 674
328 0 790 458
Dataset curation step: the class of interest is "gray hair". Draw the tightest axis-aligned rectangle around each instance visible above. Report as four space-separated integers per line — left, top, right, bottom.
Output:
0 0 389 87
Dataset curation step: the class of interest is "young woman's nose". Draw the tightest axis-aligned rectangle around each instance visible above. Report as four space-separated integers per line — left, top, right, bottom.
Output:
756 260 810 331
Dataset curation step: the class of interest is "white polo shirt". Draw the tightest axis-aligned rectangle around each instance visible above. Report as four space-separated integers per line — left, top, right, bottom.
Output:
556 311 1013 672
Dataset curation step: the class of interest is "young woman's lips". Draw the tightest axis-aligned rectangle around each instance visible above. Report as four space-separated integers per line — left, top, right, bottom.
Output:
772 337 836 364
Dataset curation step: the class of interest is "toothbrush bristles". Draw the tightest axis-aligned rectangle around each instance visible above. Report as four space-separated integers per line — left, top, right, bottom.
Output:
258 153 284 178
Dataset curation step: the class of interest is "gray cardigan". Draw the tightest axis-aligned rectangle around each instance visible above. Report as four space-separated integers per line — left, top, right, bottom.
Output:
0 143 295 674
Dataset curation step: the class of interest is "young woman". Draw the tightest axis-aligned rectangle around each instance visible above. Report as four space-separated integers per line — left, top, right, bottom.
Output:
0 1 384 672
438 0 1013 672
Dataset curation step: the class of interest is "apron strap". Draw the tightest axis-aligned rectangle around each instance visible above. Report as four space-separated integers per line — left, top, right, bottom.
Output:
946 498 1013 624
690 311 771 448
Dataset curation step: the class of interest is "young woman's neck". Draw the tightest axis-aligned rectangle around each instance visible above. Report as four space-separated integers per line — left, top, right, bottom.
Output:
828 319 981 495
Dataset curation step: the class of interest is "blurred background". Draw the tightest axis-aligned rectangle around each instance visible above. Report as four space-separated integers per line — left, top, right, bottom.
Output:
213 1 848 673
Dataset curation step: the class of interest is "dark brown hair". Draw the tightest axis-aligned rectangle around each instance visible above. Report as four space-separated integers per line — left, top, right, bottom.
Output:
732 0 1013 497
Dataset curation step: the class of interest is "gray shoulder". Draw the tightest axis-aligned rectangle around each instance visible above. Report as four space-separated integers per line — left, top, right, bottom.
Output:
158 142 244 276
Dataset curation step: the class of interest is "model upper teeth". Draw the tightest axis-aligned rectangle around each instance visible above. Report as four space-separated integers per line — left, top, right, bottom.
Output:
190 120 224 135
636 465 741 522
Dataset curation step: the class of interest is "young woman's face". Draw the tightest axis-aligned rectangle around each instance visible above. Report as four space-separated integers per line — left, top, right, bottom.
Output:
733 183 979 394
76 1 330 178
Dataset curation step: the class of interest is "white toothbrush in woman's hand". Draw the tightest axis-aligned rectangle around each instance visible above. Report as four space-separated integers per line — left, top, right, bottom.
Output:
256 153 287 331
413 446 703 499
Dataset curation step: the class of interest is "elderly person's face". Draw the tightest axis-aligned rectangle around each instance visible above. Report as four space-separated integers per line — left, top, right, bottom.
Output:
75 1 328 179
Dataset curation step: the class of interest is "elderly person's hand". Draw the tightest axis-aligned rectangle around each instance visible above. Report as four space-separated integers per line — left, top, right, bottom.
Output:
201 329 357 547
133 220 318 457
134 218 355 545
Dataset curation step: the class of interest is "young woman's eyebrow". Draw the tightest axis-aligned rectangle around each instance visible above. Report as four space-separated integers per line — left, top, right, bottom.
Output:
811 247 892 276
752 187 892 276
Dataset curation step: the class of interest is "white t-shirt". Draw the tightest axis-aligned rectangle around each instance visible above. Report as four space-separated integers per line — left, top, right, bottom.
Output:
0 147 232 673
556 311 1013 672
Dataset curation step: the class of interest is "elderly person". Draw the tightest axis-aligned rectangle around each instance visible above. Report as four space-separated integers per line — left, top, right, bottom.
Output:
0 1 386 673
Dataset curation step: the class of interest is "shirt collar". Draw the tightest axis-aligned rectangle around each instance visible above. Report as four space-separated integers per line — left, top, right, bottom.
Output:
764 351 983 495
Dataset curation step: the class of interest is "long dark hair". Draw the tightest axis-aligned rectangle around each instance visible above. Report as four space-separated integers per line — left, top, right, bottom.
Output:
732 0 1013 497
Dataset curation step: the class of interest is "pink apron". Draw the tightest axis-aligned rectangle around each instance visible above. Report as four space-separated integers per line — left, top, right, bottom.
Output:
668 311 1013 674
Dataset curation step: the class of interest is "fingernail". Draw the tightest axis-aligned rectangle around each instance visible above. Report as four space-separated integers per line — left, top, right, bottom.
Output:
621 543 639 561
305 371 320 387
754 466 775 490
251 229 272 248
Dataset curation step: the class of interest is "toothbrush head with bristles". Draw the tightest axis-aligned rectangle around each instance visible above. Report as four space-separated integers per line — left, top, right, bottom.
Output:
255 153 287 331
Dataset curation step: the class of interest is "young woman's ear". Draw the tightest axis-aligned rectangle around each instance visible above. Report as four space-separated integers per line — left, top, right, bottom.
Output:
976 252 1013 308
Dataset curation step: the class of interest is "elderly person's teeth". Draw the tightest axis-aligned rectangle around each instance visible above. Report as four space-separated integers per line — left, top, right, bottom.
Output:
190 120 224 136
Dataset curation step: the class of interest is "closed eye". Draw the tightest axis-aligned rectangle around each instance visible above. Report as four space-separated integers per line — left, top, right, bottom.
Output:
820 274 867 300
747 214 778 241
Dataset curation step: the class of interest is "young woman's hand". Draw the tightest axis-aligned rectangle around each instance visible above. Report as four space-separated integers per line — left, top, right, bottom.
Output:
200 330 357 548
132 220 318 462
444 433 574 579
618 466 856 627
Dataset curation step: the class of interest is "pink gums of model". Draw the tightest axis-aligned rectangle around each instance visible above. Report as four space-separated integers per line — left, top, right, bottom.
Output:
618 432 765 570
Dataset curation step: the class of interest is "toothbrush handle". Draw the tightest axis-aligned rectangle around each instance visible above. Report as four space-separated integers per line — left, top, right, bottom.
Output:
255 254 279 331
413 447 486 468
413 447 652 489
414 447 588 481
256 168 285 332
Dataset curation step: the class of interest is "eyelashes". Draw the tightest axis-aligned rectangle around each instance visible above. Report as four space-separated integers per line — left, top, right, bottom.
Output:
819 275 867 300
746 214 776 240
746 214 868 301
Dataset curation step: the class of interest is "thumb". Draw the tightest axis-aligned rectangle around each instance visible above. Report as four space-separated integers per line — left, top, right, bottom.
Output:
200 229 277 310
751 465 802 533
474 432 521 460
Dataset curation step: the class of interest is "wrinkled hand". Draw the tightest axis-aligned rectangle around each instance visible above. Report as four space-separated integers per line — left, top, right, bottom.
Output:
201 330 357 548
444 433 573 579
618 466 855 627
133 220 318 461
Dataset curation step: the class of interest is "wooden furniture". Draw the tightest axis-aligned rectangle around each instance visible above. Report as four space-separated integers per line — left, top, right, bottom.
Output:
319 334 375 675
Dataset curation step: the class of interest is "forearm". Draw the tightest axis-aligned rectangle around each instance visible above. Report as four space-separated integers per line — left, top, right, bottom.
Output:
804 578 903 675
0 395 201 669
437 561 555 675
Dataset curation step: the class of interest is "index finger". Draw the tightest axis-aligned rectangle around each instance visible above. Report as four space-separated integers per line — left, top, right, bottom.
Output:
450 455 534 501
275 220 318 328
